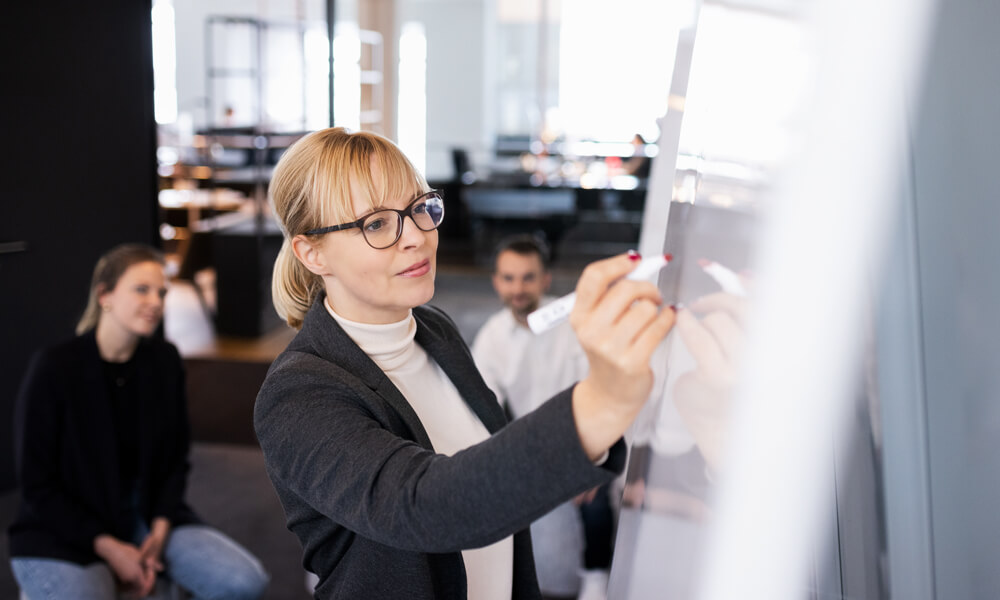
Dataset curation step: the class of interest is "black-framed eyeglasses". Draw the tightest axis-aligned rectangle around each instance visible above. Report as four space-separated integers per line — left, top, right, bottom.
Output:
304 190 445 250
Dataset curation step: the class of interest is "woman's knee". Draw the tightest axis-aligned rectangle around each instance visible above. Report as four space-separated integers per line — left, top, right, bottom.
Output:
11 557 116 599
213 550 269 600
219 568 270 600
165 525 269 599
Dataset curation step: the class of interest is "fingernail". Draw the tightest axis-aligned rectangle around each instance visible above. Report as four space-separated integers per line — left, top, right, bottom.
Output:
627 250 641 261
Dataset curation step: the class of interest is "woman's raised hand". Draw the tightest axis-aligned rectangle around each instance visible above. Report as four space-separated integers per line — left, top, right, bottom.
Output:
570 253 677 460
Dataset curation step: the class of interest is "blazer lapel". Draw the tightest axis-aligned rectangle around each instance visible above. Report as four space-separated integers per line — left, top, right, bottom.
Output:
299 297 509 448
300 298 435 450
413 306 509 435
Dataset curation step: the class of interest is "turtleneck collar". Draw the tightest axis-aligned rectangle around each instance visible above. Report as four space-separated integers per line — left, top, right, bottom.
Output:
324 297 417 372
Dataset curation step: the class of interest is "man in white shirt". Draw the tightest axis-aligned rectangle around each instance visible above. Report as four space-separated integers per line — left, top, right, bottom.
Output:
472 235 613 600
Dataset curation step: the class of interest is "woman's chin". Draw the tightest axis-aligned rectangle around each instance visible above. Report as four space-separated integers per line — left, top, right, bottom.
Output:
414 283 435 307
132 322 161 337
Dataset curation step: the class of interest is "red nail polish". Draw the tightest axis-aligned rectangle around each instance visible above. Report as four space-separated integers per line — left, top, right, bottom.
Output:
627 250 641 261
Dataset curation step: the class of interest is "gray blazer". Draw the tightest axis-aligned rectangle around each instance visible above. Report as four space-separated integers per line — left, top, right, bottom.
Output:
254 296 626 599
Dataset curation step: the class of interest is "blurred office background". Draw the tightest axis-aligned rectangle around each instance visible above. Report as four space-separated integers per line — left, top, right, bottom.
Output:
2 0 999 598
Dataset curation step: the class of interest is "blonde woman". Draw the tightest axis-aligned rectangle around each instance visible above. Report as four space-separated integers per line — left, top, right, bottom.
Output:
9 244 268 599
254 128 676 599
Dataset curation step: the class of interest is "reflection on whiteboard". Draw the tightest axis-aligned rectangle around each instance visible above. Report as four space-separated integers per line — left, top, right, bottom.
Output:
608 0 929 595
609 1 830 598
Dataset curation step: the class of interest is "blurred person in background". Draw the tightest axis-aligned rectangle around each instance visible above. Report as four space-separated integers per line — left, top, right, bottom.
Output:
472 234 616 600
8 243 268 600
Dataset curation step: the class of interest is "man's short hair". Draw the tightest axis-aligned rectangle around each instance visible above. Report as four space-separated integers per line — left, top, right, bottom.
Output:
492 234 551 271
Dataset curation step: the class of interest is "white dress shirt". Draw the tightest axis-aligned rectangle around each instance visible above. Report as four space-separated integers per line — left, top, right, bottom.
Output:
471 298 591 596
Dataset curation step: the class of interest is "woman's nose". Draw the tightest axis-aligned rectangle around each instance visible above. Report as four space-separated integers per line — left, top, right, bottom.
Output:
397 215 427 249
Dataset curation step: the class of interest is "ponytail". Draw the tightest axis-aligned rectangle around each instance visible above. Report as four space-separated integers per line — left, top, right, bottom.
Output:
272 240 323 330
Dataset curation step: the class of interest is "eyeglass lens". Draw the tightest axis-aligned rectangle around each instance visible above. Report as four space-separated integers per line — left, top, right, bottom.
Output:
362 195 444 249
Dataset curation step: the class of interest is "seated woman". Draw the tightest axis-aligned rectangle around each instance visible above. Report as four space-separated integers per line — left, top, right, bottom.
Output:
8 243 269 600
254 127 677 599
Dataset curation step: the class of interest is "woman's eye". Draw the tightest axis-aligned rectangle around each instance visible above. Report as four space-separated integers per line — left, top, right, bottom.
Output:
364 217 388 233
412 203 428 215
136 285 149 294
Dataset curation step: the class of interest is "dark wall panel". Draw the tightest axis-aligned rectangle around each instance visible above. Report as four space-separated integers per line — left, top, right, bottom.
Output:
0 1 158 491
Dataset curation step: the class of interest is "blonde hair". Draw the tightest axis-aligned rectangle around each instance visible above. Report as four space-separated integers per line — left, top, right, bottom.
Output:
269 127 429 329
77 244 165 335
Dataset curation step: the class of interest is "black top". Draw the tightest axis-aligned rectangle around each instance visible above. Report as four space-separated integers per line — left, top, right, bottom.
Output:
254 297 627 599
102 356 141 491
8 332 200 565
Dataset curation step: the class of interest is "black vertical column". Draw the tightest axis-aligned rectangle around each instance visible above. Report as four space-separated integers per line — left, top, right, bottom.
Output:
0 0 159 491
327 0 336 126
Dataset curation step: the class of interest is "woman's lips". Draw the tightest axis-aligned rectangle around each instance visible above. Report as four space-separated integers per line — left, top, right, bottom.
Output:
398 259 431 277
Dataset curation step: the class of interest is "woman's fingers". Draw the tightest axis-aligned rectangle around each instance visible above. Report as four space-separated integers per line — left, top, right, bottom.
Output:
598 297 660 351
137 567 157 597
675 309 734 386
571 252 676 373
629 302 677 363
687 292 746 322
574 280 662 346
143 554 165 572
677 310 743 386
681 291 747 382
700 310 743 363
571 253 650 324
607 296 676 356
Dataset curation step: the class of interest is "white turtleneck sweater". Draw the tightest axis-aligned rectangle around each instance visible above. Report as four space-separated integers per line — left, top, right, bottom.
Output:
325 299 514 600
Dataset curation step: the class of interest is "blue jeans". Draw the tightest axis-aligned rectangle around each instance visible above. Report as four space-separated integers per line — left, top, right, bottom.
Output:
11 524 269 600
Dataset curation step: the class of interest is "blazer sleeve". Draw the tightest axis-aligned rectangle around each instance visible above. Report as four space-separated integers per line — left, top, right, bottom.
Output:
148 343 194 524
15 350 109 551
255 352 626 555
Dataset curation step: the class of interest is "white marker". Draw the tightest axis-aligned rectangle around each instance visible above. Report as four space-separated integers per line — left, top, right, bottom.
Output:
698 259 747 296
527 253 673 334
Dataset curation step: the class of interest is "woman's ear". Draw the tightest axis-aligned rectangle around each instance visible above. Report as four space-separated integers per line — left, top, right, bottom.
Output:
96 283 111 306
291 235 331 277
